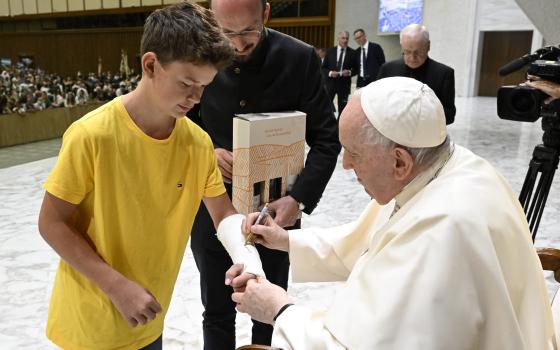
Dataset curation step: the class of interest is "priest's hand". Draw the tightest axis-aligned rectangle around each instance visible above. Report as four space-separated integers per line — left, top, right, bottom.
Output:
225 263 256 292
232 277 291 324
214 148 233 183
268 195 299 227
243 212 290 251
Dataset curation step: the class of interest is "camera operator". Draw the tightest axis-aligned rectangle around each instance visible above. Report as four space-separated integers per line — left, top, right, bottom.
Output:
525 75 560 108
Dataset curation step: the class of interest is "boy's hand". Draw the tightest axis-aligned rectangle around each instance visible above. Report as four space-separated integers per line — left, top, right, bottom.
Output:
106 277 163 327
225 263 257 292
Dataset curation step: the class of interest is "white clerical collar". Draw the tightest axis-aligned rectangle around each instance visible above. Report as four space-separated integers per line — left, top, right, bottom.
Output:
392 142 455 215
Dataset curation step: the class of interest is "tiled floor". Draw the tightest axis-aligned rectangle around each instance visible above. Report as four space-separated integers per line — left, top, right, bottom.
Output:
1 96 559 349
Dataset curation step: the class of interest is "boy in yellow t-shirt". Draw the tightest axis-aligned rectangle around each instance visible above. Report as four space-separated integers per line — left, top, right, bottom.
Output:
38 3 264 350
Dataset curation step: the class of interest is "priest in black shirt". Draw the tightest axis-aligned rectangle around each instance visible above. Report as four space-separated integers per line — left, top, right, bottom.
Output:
378 24 456 124
188 0 340 349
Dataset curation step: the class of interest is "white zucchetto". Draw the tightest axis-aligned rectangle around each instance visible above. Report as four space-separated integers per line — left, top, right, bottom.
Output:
359 77 446 147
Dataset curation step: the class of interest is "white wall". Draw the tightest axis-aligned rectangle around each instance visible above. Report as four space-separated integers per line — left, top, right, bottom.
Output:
515 0 560 44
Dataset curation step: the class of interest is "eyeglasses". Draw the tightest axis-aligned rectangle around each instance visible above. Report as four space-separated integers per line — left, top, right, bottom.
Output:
223 26 263 40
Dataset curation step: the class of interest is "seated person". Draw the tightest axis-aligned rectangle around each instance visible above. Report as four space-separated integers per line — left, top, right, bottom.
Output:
229 77 555 349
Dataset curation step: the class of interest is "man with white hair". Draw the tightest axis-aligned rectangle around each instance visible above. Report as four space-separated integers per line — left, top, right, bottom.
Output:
228 77 555 349
378 24 456 124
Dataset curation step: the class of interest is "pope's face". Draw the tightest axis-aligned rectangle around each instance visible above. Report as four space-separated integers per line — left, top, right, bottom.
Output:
339 99 398 204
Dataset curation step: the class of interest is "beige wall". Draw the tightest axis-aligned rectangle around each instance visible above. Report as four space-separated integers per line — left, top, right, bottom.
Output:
0 0 185 16
333 0 401 62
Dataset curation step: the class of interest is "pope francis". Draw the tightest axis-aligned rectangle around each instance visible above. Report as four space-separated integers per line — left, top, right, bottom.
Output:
226 77 555 350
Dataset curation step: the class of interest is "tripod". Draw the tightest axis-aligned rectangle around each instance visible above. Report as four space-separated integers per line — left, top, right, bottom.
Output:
519 113 560 241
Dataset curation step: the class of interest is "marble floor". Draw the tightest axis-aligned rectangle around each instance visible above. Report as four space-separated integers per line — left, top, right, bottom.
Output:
1 96 559 349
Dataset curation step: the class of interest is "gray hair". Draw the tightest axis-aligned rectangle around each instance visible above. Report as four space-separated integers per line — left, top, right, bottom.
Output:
359 117 451 167
338 30 350 37
399 24 429 43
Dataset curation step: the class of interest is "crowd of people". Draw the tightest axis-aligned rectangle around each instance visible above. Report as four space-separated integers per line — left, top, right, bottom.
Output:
0 65 140 115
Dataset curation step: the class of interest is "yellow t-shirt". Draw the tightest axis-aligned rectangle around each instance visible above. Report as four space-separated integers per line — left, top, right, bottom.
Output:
44 97 225 350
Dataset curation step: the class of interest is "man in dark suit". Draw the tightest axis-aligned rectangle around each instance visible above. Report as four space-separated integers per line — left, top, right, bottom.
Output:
322 31 355 117
353 29 385 88
378 24 456 124
189 0 341 349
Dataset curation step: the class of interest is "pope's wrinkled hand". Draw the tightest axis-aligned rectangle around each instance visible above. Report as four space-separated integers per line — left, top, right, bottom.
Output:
231 277 292 324
242 212 290 251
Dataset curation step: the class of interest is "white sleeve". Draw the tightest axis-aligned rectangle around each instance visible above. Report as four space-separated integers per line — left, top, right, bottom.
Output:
272 306 345 350
216 214 265 278
289 200 383 282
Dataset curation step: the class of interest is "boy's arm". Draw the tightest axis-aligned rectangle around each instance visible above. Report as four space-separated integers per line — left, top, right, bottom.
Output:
203 193 265 279
38 191 162 327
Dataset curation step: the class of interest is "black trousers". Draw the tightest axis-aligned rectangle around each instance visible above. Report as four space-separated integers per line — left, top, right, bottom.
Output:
334 91 349 118
191 191 295 350
326 80 350 118
139 335 162 350
356 76 373 88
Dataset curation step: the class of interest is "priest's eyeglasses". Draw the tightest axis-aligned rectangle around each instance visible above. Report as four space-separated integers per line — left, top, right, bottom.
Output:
223 26 263 40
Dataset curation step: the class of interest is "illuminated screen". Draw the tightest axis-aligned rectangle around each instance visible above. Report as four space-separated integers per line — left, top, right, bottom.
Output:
378 0 423 34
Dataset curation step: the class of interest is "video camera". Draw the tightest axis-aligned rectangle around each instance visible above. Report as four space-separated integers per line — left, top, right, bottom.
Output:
496 46 560 241
497 45 560 123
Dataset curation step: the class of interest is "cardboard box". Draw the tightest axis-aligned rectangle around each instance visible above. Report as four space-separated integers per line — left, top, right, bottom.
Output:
232 111 306 215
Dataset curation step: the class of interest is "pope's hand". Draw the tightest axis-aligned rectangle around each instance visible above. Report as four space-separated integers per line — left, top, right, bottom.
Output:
232 277 291 324
215 148 233 183
243 212 290 251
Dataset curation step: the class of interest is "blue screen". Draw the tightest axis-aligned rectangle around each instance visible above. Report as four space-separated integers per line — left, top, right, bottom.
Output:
378 0 423 34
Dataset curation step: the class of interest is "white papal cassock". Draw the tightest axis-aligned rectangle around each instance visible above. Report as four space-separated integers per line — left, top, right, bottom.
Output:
272 145 555 350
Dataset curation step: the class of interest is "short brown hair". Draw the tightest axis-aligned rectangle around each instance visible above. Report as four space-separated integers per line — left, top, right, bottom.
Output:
140 2 233 70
